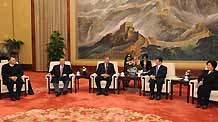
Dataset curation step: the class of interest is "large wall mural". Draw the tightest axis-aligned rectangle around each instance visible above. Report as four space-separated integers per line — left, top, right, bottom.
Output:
77 0 218 60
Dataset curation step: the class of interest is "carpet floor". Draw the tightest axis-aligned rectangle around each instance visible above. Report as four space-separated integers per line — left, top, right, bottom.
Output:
0 71 218 122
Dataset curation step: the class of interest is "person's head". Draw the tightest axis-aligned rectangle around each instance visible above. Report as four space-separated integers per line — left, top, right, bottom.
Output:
206 60 217 71
59 57 65 65
104 56 110 64
143 54 148 61
9 56 16 65
155 56 163 65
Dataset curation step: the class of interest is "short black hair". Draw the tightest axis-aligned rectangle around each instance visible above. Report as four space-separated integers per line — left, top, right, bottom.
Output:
143 54 148 59
206 60 217 69
8 56 16 61
156 56 163 62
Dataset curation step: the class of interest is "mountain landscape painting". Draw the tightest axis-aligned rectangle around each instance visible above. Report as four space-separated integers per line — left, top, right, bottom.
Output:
76 0 218 60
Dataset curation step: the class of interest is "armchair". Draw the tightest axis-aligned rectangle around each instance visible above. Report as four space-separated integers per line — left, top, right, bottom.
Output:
45 61 75 94
90 61 119 93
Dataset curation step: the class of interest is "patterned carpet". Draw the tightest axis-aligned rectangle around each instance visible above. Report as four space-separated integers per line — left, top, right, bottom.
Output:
0 107 171 122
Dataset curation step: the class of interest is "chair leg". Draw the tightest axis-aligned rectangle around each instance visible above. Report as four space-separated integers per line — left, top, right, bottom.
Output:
70 80 73 93
24 79 27 96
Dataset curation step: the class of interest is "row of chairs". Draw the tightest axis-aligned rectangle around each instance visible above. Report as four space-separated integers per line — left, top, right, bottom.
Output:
1 60 218 103
46 61 178 97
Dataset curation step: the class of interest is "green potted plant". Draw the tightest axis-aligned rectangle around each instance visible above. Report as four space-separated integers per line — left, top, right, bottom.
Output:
47 31 65 61
3 38 24 59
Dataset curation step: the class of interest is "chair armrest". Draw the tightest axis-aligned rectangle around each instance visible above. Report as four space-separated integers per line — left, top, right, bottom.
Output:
69 73 75 78
112 73 119 77
190 79 198 88
21 75 29 83
45 73 52 81
90 73 97 78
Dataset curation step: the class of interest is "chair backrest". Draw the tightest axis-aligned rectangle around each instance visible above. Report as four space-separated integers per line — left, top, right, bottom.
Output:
48 61 72 72
162 63 176 77
96 61 118 73
1 60 9 64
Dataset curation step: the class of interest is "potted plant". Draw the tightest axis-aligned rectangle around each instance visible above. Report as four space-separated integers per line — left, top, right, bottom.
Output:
47 31 65 62
3 38 24 60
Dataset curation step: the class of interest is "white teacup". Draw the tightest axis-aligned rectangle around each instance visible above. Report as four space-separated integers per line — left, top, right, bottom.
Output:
120 72 125 77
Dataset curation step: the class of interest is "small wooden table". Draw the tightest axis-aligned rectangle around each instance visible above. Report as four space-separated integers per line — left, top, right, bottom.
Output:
75 75 91 93
170 78 195 103
117 76 142 94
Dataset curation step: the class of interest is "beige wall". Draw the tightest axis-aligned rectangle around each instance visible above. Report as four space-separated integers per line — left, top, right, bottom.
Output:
0 0 32 64
69 0 206 70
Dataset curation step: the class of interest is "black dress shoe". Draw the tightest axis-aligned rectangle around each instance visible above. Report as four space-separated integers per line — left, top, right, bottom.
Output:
96 92 102 96
11 97 16 101
56 92 61 97
63 91 68 95
156 95 161 100
104 92 109 96
15 96 20 100
202 105 208 109
150 95 155 100
196 103 201 108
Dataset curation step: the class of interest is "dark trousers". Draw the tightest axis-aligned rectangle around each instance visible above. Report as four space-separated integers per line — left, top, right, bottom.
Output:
5 78 23 98
197 85 212 106
149 78 164 96
52 76 69 93
95 76 112 93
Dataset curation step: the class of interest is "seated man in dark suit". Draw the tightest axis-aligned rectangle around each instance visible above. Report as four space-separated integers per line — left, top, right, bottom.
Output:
2 56 24 101
149 57 167 100
95 56 115 96
50 57 72 96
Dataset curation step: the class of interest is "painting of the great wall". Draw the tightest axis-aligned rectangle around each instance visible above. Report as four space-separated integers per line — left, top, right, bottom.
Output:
76 0 218 60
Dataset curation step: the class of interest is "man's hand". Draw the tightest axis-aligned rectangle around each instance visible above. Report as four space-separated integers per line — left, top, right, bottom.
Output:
150 75 156 80
101 74 110 78
198 81 203 87
9 76 17 81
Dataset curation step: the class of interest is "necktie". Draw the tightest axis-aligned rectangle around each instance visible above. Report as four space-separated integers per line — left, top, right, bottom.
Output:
155 65 159 75
105 63 108 74
60 65 64 77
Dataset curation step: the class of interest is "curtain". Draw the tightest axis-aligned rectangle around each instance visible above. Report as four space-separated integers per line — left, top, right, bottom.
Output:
34 0 68 71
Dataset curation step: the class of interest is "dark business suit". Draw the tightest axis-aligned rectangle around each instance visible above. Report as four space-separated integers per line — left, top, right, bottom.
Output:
140 60 152 74
197 70 218 106
95 63 115 93
50 64 72 93
149 65 167 96
2 63 24 99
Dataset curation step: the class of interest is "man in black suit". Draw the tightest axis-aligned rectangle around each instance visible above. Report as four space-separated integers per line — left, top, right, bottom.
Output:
2 56 24 101
95 56 115 96
50 58 72 96
149 57 167 100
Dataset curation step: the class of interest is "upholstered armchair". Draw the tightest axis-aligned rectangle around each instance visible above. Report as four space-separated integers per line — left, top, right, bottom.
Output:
45 61 75 94
0 61 29 99
90 61 119 93
141 63 178 98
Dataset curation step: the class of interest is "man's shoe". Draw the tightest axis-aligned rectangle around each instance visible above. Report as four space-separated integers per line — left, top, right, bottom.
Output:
104 92 109 96
96 92 102 96
196 103 201 108
15 96 20 100
56 92 61 97
150 95 155 100
11 97 16 101
156 95 161 100
202 105 208 109
63 91 68 95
